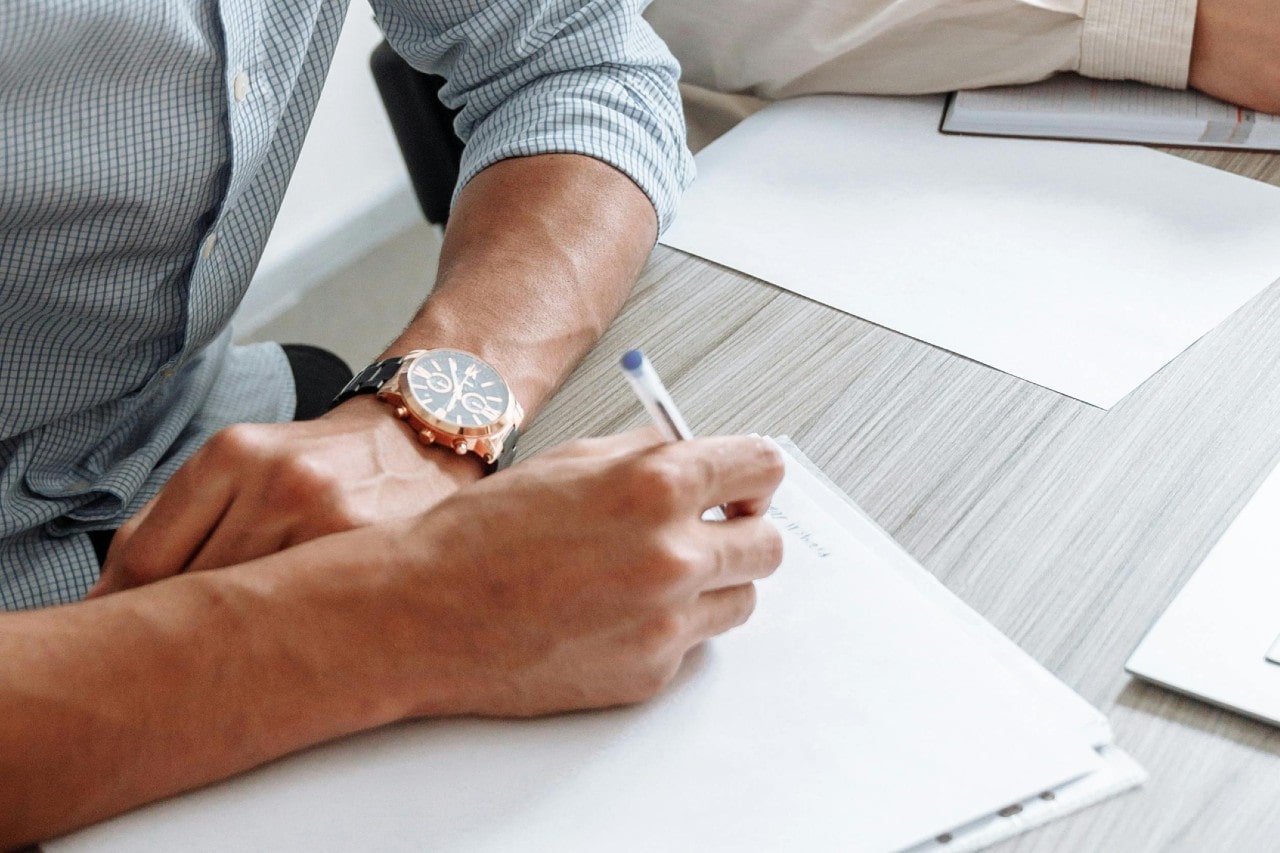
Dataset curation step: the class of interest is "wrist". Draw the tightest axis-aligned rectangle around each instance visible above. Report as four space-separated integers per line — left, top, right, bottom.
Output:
324 393 487 487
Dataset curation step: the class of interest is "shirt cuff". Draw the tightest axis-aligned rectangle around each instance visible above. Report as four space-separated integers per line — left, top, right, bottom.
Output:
1078 0 1199 88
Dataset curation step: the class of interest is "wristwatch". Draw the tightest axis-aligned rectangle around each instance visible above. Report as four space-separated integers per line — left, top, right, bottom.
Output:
330 348 523 474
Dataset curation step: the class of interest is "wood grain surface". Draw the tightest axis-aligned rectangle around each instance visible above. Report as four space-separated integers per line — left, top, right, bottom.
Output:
520 148 1280 852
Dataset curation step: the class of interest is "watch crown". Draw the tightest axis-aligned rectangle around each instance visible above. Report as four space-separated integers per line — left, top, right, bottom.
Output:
418 429 436 446
394 406 408 419
453 439 469 455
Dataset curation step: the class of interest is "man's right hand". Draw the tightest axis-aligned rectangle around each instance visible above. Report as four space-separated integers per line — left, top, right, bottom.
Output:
0 430 785 844
1189 0 1280 115
368 429 787 719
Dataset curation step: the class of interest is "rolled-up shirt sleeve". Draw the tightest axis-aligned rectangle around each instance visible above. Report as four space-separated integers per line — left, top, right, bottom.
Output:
370 0 693 233
646 0 1199 99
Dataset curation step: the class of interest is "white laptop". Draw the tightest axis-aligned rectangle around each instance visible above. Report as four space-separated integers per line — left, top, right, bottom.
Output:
1127 460 1280 725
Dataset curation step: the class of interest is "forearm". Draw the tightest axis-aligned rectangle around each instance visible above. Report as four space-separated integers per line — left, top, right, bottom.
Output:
0 531 408 845
379 153 657 419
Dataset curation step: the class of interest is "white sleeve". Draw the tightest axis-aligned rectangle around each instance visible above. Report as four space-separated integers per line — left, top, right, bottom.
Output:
645 0 1198 98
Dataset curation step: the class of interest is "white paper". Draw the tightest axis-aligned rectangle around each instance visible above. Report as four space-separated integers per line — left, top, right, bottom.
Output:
660 95 1280 408
53 442 1111 853
1128 460 1280 726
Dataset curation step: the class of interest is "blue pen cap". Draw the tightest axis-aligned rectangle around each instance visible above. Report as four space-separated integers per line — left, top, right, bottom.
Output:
621 350 644 373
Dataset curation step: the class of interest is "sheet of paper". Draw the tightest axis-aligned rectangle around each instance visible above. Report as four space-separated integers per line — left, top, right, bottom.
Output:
53 442 1105 853
1128 459 1280 725
660 95 1280 408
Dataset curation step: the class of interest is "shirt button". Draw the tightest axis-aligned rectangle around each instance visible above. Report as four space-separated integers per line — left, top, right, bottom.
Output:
233 71 250 103
201 232 218 258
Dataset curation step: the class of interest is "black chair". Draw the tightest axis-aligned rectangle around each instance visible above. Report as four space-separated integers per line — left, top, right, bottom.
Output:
370 41 465 227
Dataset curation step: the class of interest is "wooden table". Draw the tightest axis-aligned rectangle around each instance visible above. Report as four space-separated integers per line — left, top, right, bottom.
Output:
520 147 1280 852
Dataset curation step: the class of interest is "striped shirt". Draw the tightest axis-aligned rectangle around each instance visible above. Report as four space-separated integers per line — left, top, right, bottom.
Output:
0 0 692 610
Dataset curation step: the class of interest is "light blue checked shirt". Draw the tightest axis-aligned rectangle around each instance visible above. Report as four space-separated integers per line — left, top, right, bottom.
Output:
0 0 692 610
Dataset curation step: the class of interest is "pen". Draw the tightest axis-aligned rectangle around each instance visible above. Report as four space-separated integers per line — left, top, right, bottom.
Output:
619 349 692 442
620 350 725 519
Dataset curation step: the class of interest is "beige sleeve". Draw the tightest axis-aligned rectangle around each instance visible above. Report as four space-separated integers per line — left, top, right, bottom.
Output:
645 0 1198 99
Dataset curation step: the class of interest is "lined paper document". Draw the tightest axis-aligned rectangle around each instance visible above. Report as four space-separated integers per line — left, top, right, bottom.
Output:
944 74 1280 150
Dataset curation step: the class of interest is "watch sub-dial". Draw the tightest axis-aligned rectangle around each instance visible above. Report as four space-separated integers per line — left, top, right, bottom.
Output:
425 373 452 394
460 394 503 425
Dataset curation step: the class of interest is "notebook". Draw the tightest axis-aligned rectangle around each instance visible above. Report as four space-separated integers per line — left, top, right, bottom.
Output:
943 74 1280 151
1127 458 1280 726
51 439 1145 852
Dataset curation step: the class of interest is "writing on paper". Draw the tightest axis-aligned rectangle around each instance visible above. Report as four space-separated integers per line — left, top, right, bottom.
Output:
767 503 832 560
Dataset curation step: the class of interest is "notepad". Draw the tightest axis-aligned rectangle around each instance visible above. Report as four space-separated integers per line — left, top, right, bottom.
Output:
51 439 1144 853
943 74 1280 150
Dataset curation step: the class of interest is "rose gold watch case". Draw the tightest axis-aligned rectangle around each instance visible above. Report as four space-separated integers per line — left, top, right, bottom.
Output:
376 348 524 464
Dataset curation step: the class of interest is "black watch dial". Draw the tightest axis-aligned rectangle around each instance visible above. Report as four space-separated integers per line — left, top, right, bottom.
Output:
405 349 510 429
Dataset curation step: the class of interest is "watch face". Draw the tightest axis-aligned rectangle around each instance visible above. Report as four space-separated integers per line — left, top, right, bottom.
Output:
404 349 511 430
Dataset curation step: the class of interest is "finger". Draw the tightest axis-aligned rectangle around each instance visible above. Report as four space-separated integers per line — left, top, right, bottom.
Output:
652 436 786 514
184 501 290 574
85 495 159 598
699 516 784 590
691 583 759 642
96 459 234 593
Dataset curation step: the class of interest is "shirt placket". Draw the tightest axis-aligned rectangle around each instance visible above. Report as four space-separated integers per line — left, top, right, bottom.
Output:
182 0 271 360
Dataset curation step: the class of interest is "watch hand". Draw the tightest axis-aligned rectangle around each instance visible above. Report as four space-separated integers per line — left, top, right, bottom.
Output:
444 361 466 414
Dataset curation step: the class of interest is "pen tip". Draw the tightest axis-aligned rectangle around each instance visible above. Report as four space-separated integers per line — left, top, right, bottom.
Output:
621 350 644 372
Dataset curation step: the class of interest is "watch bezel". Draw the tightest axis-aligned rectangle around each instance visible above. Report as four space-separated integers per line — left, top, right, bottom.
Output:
380 348 521 446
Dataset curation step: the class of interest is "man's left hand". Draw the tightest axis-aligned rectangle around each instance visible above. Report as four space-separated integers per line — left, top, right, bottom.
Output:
90 396 482 595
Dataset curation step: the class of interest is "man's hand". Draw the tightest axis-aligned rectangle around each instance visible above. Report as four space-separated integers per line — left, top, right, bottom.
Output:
376 430 786 717
1189 0 1280 115
0 430 784 844
91 396 481 595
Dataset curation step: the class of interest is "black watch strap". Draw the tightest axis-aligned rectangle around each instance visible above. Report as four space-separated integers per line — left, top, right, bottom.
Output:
328 356 404 410
487 427 520 475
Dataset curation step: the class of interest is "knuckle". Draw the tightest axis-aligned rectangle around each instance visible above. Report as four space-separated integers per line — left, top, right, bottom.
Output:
639 610 684 656
752 438 787 487
621 669 671 705
622 627 691 701
628 454 691 514
644 535 702 591
117 549 158 588
207 423 265 460
732 584 759 628
760 526 785 575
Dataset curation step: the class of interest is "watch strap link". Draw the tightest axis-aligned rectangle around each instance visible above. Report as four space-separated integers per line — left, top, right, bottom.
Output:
328 355 404 409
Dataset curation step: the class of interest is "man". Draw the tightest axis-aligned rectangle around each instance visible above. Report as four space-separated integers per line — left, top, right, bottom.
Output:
0 0 787 843
3 0 693 605
648 0 1280 146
